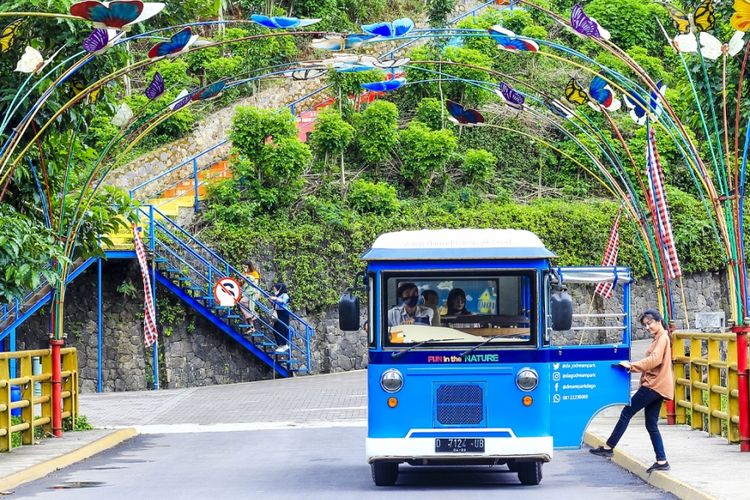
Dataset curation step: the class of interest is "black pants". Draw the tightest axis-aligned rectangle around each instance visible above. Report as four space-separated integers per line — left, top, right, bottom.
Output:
606 386 667 461
273 309 290 346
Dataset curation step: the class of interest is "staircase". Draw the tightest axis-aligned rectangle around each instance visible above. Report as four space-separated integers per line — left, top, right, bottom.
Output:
139 205 313 377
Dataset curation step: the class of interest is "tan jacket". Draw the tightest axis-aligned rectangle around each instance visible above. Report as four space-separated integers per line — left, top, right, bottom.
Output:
630 330 674 400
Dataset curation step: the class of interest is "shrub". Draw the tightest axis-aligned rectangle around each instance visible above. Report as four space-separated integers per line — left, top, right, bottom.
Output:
461 148 497 186
348 179 400 215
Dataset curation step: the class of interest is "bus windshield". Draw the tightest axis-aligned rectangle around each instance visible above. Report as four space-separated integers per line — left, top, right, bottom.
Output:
383 272 536 347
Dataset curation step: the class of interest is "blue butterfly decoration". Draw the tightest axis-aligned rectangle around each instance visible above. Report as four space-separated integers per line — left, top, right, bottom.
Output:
191 81 226 101
544 98 573 120
311 33 376 51
360 78 405 92
71 1 142 29
362 17 414 38
250 14 320 29
588 73 621 112
148 27 194 58
445 100 484 126
623 81 665 125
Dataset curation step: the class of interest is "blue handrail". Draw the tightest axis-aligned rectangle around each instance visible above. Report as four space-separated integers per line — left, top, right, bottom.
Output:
129 139 229 199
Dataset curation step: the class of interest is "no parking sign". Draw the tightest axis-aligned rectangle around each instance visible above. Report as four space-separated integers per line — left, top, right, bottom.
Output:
213 277 242 307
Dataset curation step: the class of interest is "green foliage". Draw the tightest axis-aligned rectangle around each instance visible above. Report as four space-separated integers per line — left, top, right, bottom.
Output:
63 414 94 432
427 0 455 27
461 148 497 186
309 108 356 163
231 106 298 159
398 122 457 194
354 100 399 165
414 98 445 130
0 207 64 303
117 280 138 298
348 179 400 215
584 0 670 57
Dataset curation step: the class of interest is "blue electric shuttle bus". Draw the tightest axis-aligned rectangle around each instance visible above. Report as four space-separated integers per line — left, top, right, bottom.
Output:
339 229 633 486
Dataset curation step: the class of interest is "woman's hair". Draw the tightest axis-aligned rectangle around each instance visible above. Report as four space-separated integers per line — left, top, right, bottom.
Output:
639 308 667 328
446 288 469 315
272 282 288 295
244 260 256 272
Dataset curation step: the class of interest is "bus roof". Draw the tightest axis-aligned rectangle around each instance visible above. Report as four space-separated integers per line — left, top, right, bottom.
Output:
362 229 556 261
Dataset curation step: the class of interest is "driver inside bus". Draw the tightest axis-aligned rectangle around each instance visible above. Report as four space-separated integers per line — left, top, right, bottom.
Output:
388 282 434 327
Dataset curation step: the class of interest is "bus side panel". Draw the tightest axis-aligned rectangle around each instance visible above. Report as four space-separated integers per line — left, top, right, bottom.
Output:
548 354 631 449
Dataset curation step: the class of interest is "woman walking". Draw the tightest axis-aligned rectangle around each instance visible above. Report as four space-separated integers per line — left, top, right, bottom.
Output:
589 308 674 473
269 282 291 355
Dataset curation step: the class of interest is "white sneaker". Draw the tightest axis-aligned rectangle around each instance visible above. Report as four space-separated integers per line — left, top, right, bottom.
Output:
274 344 290 354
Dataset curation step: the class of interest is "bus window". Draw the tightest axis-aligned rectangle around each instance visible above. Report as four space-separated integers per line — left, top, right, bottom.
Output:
383 272 535 347
547 281 627 347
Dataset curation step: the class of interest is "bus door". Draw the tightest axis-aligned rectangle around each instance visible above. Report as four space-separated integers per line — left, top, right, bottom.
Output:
544 266 632 449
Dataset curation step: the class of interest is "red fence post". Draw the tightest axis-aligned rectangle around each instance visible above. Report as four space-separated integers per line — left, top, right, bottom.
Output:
50 339 64 438
666 324 677 424
732 325 750 451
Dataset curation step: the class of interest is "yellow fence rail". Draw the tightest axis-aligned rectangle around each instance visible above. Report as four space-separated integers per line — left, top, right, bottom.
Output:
0 348 78 452
672 331 740 443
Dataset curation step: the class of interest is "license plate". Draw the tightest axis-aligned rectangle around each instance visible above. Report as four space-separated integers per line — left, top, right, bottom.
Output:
435 438 485 453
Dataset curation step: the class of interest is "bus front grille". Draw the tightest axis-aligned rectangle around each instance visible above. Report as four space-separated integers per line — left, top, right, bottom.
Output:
435 384 484 426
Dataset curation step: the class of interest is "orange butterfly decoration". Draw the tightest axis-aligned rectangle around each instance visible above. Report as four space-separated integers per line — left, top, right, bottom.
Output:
732 0 750 32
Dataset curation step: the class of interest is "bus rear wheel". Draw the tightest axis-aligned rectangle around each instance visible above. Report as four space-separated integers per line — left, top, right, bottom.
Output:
371 462 399 486
517 461 543 485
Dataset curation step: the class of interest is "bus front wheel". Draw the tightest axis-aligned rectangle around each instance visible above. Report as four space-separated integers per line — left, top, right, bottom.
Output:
517 461 543 485
371 462 399 486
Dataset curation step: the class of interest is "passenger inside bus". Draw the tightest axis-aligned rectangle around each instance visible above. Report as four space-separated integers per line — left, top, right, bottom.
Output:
420 289 442 327
387 282 434 327
446 288 472 316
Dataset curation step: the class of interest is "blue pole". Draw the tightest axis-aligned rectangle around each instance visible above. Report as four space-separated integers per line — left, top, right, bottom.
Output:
97 257 103 393
9 328 16 379
149 206 159 390
193 158 199 213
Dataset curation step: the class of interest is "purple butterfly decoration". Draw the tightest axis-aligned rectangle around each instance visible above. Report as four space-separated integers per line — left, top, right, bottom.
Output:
145 72 165 100
170 90 191 111
83 28 120 53
570 4 610 40
497 82 524 110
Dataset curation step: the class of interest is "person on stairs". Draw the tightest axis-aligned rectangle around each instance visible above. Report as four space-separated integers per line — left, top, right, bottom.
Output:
589 308 674 474
239 260 261 334
270 282 291 355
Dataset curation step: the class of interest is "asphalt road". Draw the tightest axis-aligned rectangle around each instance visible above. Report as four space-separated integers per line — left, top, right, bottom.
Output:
11 426 674 499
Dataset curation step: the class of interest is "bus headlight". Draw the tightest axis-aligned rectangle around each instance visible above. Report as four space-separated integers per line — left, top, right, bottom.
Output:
380 369 404 393
516 368 538 392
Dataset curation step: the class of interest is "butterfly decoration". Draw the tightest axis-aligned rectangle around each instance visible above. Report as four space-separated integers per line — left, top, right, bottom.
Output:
82 28 123 55
588 73 621 112
727 30 747 57
488 25 539 52
170 89 191 111
333 55 380 72
495 82 525 110
362 18 415 38
445 100 484 126
444 36 464 48
373 57 410 69
1 19 24 54
564 78 589 107
145 72 165 100
285 68 328 81
310 33 375 51
623 81 666 126
148 27 198 59
15 45 65 74
666 0 722 59
360 78 405 92
191 81 226 102
249 14 320 29
570 4 610 40
111 102 133 127
70 79 103 103
732 0 750 32
70 1 165 31
544 98 573 120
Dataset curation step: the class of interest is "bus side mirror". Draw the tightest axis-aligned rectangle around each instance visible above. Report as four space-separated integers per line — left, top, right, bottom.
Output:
550 289 573 331
338 289 360 331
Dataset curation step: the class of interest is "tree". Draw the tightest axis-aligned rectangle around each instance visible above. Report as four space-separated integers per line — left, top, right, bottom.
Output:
398 122 457 194
354 101 399 167
461 149 497 187
309 108 355 185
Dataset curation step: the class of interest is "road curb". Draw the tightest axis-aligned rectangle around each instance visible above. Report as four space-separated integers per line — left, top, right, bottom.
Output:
583 431 718 500
0 427 138 492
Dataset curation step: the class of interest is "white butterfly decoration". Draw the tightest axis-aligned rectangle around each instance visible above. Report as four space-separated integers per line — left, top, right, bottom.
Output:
15 45 65 74
111 103 133 128
673 31 723 60
727 31 747 57
373 57 410 69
